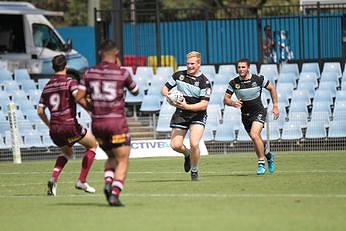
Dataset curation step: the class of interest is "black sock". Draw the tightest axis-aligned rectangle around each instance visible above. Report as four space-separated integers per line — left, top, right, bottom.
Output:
265 152 272 161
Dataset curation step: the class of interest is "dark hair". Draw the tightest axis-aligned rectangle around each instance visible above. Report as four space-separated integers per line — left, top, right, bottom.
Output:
66 68 81 82
98 39 117 54
264 25 272 31
52 54 67 72
237 58 250 67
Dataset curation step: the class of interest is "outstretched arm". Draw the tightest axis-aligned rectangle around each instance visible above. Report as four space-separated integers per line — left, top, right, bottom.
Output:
266 82 279 120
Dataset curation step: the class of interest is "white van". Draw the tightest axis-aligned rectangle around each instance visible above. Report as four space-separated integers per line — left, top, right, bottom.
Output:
0 2 88 76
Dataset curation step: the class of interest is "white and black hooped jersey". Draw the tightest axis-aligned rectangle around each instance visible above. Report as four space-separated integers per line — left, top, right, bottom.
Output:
165 70 212 112
226 74 269 114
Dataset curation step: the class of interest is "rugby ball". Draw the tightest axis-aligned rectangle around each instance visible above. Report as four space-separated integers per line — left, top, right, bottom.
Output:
167 90 184 103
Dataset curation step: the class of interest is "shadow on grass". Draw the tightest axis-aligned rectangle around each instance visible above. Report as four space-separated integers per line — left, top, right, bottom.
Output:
203 173 251 177
51 202 110 207
135 179 188 183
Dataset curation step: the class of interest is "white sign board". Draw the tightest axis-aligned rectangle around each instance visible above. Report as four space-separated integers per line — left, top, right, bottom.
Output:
95 139 208 160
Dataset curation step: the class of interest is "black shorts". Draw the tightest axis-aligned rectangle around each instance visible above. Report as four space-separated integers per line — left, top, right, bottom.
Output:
241 108 267 133
170 109 207 130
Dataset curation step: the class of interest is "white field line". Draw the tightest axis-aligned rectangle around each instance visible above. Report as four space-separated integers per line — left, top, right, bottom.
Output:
0 169 345 188
1 169 346 176
0 193 346 199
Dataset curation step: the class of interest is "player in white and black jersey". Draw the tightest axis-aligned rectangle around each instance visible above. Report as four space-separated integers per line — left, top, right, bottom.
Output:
161 51 212 181
224 58 279 175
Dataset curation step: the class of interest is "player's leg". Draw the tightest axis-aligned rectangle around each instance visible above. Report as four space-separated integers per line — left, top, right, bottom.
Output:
170 128 190 172
188 124 204 181
75 129 98 193
103 151 116 201
108 145 130 206
47 145 72 196
249 121 266 175
170 128 188 153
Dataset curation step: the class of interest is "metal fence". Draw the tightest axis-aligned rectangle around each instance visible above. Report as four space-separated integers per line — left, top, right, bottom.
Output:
95 2 346 67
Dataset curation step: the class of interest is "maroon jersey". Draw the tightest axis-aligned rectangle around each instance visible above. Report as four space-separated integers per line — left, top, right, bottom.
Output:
79 62 137 150
38 74 78 125
79 62 138 120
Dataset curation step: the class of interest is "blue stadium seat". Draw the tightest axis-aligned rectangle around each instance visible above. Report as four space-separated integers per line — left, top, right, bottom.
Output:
260 64 278 82
305 121 327 139
213 73 232 86
289 100 309 114
328 120 346 138
18 79 38 92
156 66 174 78
250 64 258 74
299 72 318 88
310 111 330 128
335 90 346 102
218 64 236 76
125 89 144 119
203 125 214 142
222 105 242 130
291 90 311 106
313 90 333 106
156 114 171 133
147 83 164 102
318 81 337 98
279 63 299 80
281 121 303 140
276 82 294 99
0 91 11 111
333 110 344 122
13 69 31 81
297 81 315 99
206 104 222 131
288 111 308 129
0 68 13 82
2 80 20 95
311 101 332 116
23 130 44 148
214 123 236 142
320 71 340 87
261 122 281 140
277 72 297 88
37 78 49 90
301 62 320 79
322 62 342 77
237 126 252 142
140 95 162 113
200 65 216 76
333 100 346 114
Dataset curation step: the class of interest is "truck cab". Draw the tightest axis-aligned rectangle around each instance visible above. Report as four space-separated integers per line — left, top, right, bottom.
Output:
0 2 88 76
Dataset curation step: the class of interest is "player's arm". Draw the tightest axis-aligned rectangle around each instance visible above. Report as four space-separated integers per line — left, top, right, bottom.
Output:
266 82 279 119
37 105 50 128
176 99 209 111
161 85 169 97
74 89 91 111
161 84 175 106
224 92 242 108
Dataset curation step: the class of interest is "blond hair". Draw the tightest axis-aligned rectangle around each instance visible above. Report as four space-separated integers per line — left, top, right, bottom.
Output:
186 51 201 63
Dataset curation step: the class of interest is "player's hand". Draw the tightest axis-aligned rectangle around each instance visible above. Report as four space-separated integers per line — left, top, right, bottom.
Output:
175 98 187 109
166 96 176 106
233 100 243 109
272 106 280 120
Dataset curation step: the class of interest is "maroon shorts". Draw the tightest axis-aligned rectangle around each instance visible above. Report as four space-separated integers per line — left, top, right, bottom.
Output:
92 117 131 151
50 122 87 147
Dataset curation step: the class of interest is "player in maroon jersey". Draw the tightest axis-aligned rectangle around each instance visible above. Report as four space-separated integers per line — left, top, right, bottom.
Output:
37 54 98 196
77 40 139 206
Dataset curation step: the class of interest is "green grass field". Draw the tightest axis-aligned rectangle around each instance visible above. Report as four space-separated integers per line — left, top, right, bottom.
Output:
1 151 346 231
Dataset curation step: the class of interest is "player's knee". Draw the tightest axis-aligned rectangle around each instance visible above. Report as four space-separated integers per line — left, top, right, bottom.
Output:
170 142 181 152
